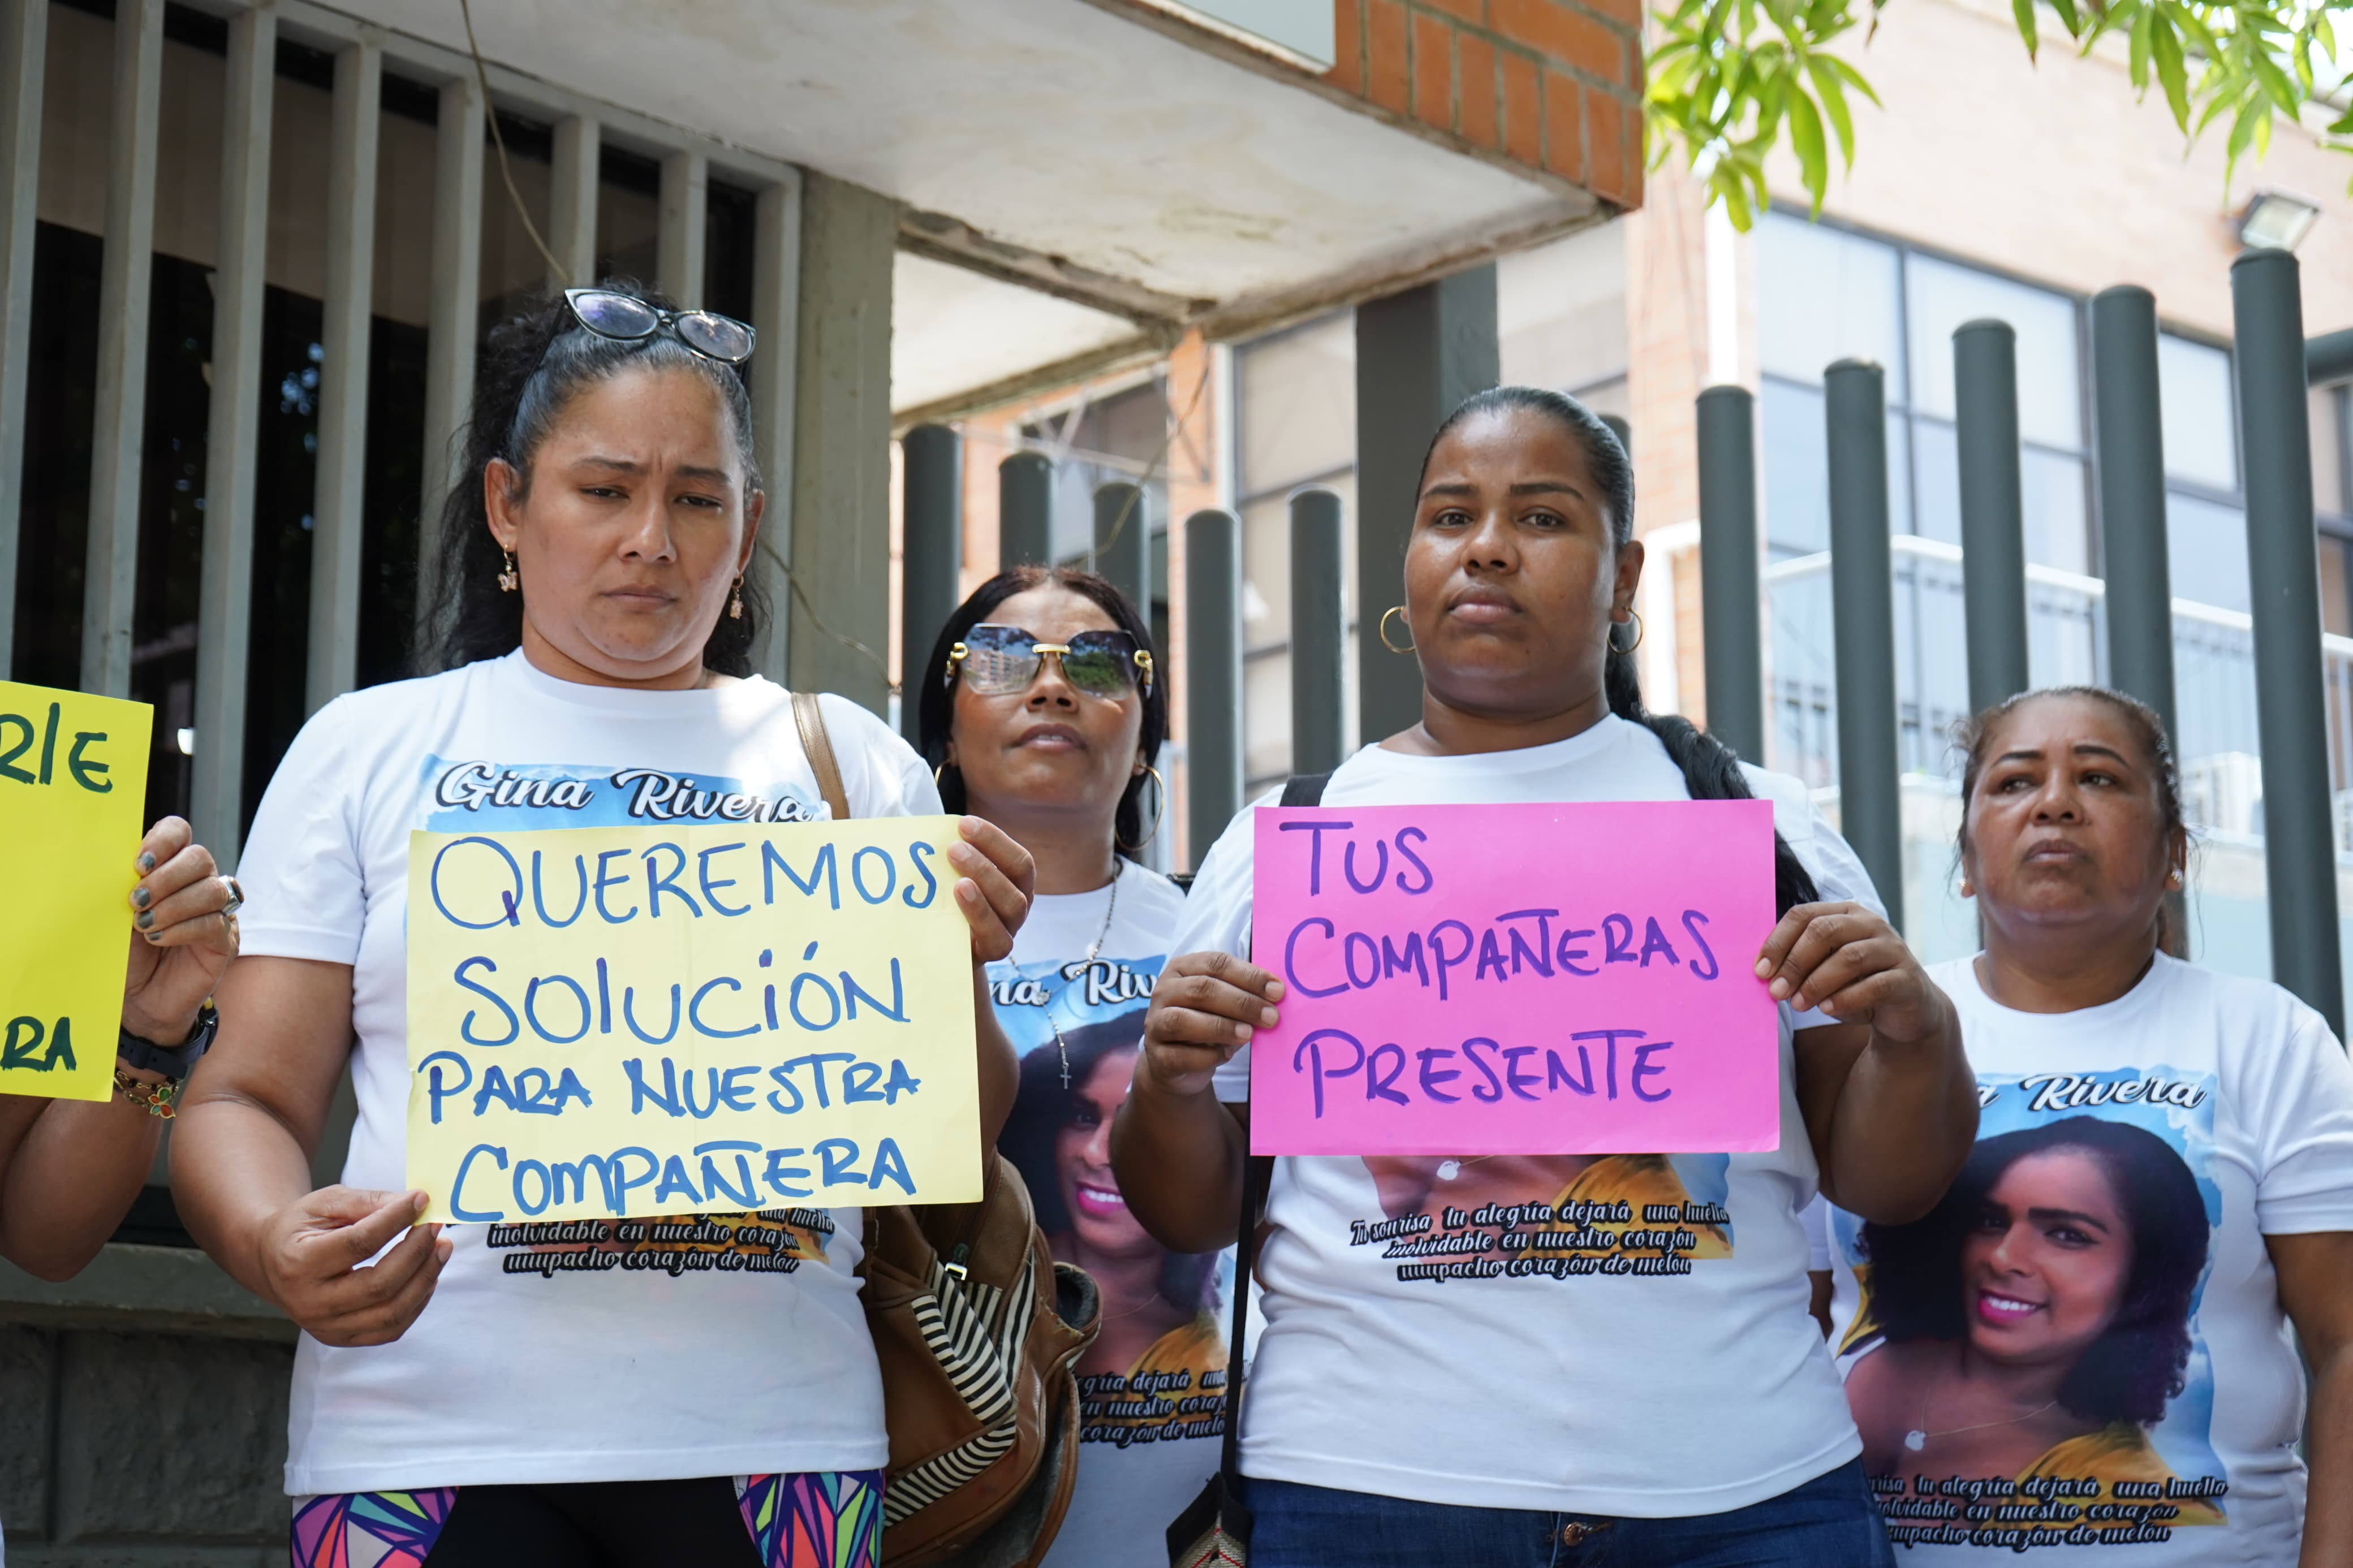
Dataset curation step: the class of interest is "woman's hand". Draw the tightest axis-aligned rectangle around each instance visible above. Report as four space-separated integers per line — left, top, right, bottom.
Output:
120 816 239 1044
1755 901 1944 1043
949 816 1035 964
1137 952 1284 1100
253 1186 452 1347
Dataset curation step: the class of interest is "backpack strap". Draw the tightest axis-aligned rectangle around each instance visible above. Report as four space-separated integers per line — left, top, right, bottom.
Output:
791 690 851 821
1279 771 1332 809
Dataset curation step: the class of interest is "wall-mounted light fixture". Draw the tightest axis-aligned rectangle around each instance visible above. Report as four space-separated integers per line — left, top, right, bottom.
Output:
2238 190 2322 252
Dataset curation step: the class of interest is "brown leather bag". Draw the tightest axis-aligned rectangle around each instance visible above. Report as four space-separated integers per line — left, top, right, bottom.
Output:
791 692 1101 1568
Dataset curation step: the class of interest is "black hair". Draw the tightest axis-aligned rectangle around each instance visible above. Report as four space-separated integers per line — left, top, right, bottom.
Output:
1418 386 1819 917
917 567 1169 859
1955 686 2187 953
1860 1116 2208 1427
999 1011 1218 1314
424 279 770 676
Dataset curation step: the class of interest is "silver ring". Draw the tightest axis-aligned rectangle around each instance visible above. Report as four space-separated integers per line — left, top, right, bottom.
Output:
220 875 244 917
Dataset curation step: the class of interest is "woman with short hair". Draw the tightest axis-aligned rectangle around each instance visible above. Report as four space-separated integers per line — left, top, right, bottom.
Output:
919 566 1220 1568
170 284 1035 1567
1826 686 2353 1564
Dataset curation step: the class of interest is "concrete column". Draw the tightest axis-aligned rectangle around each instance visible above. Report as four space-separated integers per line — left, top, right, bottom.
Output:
1954 319 2030 714
1094 481 1148 613
0 0 46 676
998 453 1051 570
745 175 800 683
1291 487 1347 775
1186 508 1242 866
2233 250 2344 1037
304 37 380 716
2092 287 2179 744
1696 386 1763 761
1354 267 1498 745
659 150 708 309
900 423 962 741
416 71 484 650
548 115 598 290
81 0 165 698
787 171 895 713
1825 360 1904 931
189 3 277 866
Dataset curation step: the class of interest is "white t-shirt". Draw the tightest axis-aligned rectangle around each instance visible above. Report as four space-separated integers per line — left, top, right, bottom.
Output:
236 651 937 1494
1825 953 2353 1563
1174 714 1881 1516
988 862 1229 1567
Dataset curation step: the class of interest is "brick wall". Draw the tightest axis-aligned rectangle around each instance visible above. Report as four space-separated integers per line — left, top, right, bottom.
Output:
1324 0 1644 209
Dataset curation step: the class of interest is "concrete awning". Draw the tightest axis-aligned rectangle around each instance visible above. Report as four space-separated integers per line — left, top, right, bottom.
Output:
343 0 1634 412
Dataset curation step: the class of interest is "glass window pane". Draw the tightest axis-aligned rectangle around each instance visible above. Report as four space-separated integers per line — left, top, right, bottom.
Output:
1498 223 1626 394
1755 212 1903 389
2158 334 2237 493
1244 653 1291 787
2167 493 2250 615
2321 535 2353 639
2312 384 2346 517
1911 417 1961 546
1238 313 1355 495
1240 493 1291 650
2022 450 2091 574
1904 254 2082 449
1762 379 1830 554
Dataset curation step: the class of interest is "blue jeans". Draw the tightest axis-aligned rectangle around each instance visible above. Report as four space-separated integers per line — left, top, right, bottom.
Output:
1244 1458 1895 1568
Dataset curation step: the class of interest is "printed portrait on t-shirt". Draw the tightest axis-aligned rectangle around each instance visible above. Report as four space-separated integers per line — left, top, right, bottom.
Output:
1351 1150 1734 1278
413 752 844 1281
992 967 1230 1453
1830 1070 2229 1550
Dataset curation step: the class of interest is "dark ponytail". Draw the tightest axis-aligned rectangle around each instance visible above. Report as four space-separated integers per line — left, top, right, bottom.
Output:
1424 387 1821 916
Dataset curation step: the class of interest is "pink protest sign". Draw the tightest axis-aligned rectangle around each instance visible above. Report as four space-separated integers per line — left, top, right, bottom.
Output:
1247 801 1782 1157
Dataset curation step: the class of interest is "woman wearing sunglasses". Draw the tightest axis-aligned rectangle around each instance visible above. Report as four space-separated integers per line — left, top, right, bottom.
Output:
171 284 1035 1568
917 569 1223 1568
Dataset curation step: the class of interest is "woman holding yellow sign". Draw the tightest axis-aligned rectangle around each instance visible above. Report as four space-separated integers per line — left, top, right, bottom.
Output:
170 284 1033 1568
0 813 239 1279
1115 388 1976 1566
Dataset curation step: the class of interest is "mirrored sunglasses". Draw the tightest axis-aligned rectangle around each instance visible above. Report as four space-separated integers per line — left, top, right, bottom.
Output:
564 288 756 365
946 623 1153 699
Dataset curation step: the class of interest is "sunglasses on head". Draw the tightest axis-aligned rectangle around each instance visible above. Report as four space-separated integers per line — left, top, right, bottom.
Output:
945 623 1153 700
563 288 756 365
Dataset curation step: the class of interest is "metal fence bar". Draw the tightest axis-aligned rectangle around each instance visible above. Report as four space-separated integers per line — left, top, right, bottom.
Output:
305 36 380 715
999 452 1051 571
0 0 45 676
1824 360 1905 930
2312 327 2353 387
548 115 599 290
190 2 277 866
81 0 165 697
1954 319 2030 712
2093 286 2180 744
1291 486 1346 775
747 174 799 683
659 150 708 309
417 70 484 645
2233 249 2345 1038
1696 386 1763 761
1094 481 1148 613
899 423 961 743
1186 507 1242 866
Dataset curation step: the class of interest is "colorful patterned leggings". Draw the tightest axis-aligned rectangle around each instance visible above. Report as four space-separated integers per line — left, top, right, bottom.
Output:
291 1470 883 1568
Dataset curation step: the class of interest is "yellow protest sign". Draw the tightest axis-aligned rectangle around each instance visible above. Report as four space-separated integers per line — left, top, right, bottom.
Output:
406 818 981 1224
0 681 152 1102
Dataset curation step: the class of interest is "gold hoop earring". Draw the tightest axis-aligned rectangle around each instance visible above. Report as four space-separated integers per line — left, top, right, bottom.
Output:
497 550 518 593
727 575 744 620
1378 605 1416 654
1610 608 1644 654
1117 765 1167 854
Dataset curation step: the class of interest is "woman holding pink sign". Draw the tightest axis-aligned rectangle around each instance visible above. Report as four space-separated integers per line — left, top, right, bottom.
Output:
169 284 1036 1568
1116 387 1977 1566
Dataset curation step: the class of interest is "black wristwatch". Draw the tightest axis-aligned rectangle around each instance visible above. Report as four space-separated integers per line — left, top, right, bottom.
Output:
117 1001 218 1082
